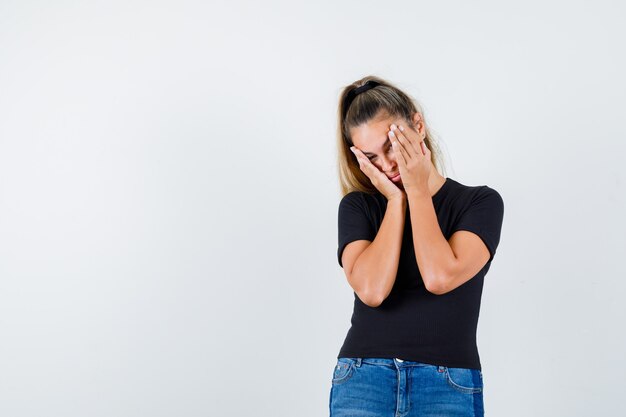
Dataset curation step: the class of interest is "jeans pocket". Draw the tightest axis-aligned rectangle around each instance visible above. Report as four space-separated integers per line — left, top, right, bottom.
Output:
332 358 356 385
443 367 483 394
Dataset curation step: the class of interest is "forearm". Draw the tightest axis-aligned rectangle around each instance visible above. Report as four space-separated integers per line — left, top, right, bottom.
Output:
407 192 456 293
352 196 406 306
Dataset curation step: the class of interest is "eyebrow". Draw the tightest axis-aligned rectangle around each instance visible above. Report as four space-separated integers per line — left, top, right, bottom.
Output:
362 137 392 157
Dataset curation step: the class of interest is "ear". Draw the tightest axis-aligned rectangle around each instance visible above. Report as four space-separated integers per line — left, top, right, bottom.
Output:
412 112 424 134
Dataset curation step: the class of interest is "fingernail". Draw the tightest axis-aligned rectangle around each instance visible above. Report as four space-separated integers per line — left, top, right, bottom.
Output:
399 126 404 132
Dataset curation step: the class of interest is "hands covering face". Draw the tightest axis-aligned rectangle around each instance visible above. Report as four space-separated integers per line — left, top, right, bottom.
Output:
389 123 431 195
350 122 431 199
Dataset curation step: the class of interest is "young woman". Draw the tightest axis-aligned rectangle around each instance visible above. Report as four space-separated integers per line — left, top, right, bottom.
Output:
330 76 505 417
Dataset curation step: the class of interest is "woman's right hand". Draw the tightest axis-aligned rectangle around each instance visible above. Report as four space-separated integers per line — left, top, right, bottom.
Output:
350 146 406 202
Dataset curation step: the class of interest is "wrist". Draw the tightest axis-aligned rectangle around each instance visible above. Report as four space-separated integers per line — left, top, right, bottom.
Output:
406 186 430 200
387 193 407 205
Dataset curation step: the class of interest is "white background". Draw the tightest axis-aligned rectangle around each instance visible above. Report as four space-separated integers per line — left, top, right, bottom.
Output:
1 1 625 416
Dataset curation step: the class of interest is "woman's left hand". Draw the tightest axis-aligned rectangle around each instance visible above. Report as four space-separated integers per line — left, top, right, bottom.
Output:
389 124 431 196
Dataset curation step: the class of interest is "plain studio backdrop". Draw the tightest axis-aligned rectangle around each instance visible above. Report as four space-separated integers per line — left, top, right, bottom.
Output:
1 1 625 416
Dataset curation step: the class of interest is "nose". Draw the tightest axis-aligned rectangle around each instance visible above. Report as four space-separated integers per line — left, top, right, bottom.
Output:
380 155 396 173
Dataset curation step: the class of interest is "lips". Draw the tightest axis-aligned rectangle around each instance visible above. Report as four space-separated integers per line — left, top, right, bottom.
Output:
390 173 401 182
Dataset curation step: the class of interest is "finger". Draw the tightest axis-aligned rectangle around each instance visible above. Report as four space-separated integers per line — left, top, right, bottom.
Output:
391 137 407 167
420 139 431 157
396 125 421 157
351 147 370 166
390 130 410 163
351 147 379 177
350 147 365 168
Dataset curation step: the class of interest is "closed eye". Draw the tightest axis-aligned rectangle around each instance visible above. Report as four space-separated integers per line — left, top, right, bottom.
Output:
367 142 393 161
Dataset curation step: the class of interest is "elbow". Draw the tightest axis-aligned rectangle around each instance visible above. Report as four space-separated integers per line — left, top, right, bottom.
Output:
424 275 449 296
350 269 385 307
426 285 446 296
365 296 384 308
357 289 384 308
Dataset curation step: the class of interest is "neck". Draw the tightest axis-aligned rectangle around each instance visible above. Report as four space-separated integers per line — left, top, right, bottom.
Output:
427 170 447 197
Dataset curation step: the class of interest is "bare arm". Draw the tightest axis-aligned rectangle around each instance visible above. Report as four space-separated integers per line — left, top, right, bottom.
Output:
407 190 497 295
345 196 406 307
407 192 455 294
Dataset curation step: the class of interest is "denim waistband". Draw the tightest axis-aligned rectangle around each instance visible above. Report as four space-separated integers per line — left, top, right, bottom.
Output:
339 357 440 369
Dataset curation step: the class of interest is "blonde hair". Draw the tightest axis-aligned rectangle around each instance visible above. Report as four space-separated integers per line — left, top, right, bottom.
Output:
336 75 448 196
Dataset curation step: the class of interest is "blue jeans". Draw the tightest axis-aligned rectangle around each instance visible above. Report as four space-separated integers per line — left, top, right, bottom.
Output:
329 357 484 417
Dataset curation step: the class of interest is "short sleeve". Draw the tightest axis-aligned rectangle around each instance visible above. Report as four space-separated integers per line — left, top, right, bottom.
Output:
337 192 377 268
451 186 504 264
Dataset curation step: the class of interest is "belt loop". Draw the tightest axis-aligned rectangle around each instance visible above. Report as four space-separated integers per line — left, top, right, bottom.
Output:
355 358 362 367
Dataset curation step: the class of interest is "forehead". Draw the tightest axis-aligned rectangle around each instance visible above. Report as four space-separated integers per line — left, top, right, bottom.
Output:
350 114 404 148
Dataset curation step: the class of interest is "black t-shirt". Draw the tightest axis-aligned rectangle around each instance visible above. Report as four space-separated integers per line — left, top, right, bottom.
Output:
336 177 504 370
